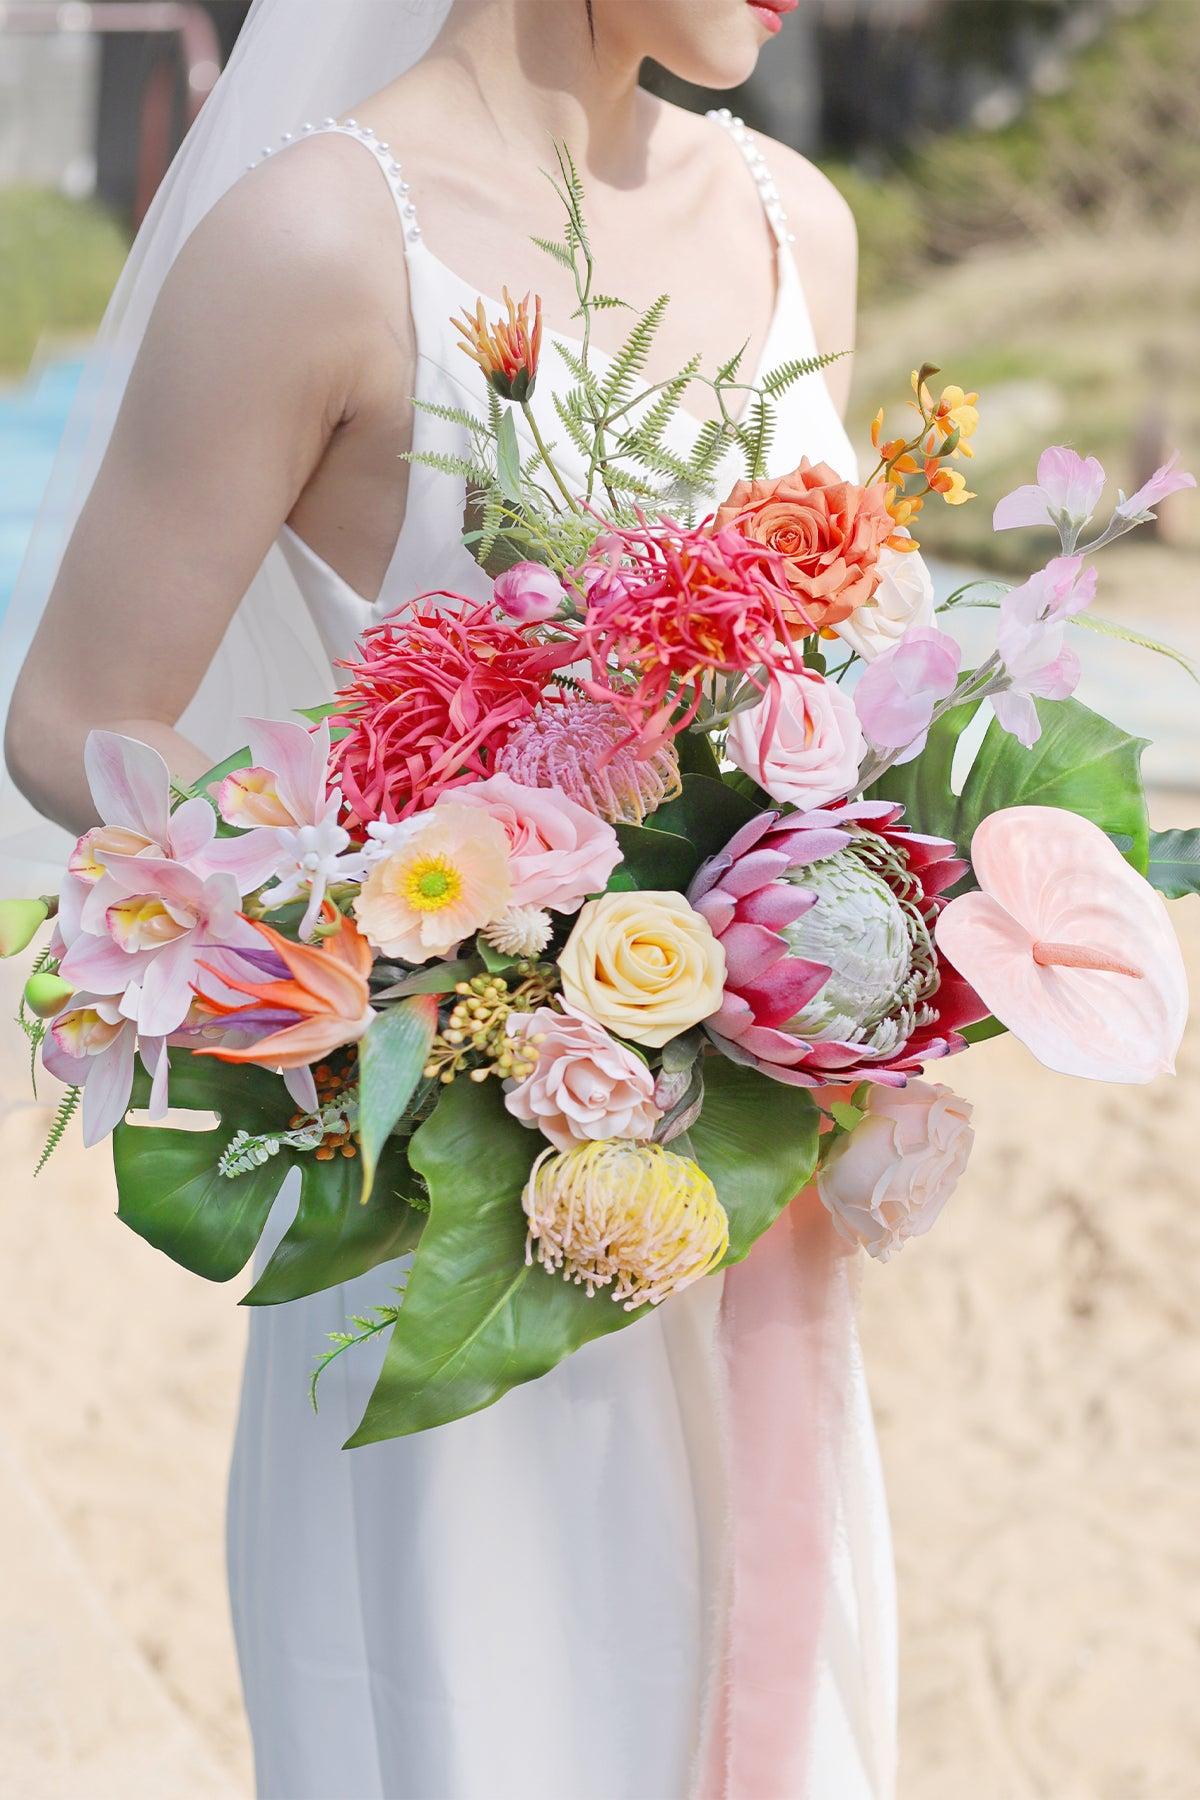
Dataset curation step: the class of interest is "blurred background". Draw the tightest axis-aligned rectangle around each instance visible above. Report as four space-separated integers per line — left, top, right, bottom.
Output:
0 2 1196 1795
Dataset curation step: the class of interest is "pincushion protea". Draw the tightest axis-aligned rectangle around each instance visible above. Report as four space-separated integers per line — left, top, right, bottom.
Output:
687 801 986 1088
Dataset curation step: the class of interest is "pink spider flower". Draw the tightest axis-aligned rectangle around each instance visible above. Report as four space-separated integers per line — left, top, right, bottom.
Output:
576 517 807 751
328 594 574 829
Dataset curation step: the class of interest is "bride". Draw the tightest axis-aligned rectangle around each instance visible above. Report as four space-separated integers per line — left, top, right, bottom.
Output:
4 2 896 1794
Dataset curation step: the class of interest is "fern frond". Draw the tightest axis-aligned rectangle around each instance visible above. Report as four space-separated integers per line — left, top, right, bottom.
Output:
402 449 493 487
412 397 489 434
621 355 702 450
760 350 843 399
530 233 575 271
597 294 669 414
736 396 776 478
589 294 632 311
35 1084 81 1176
686 418 732 489
310 1296 404 1412
552 345 602 404
553 391 595 460
715 340 750 385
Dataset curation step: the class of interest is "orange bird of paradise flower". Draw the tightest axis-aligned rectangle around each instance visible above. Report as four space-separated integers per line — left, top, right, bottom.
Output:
195 906 375 1071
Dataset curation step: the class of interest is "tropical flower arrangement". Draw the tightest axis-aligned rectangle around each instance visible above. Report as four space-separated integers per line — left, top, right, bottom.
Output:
3 157 1195 1446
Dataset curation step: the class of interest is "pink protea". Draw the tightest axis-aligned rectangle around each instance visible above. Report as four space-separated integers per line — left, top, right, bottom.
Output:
577 516 806 749
687 801 986 1088
328 594 572 829
496 696 682 826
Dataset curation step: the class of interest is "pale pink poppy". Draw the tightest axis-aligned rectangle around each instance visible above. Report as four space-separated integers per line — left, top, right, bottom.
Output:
934 806 1187 1083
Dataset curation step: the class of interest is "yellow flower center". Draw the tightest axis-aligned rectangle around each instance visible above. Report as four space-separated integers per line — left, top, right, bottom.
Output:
402 854 462 913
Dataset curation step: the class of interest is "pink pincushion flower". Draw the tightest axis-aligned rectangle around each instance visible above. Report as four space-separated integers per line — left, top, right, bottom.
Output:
726 667 865 808
496 697 682 826
452 773 621 915
328 595 572 829
577 516 806 748
854 626 962 762
687 801 985 1088
993 446 1107 535
504 1005 662 1151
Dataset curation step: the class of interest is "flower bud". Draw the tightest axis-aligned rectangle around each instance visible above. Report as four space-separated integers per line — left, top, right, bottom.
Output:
493 563 565 624
0 898 49 957
23 971 74 1019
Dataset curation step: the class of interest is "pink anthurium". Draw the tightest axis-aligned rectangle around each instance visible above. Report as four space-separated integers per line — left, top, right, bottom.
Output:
935 807 1187 1083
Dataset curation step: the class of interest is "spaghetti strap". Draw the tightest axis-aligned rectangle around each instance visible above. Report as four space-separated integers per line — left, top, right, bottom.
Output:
706 107 797 248
247 119 424 250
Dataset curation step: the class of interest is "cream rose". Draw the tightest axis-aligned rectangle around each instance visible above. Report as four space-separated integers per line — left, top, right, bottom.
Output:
816 1080 974 1261
832 539 935 661
558 890 726 1049
725 667 865 809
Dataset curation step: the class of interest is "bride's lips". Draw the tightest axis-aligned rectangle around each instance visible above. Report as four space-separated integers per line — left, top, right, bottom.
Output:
747 0 798 35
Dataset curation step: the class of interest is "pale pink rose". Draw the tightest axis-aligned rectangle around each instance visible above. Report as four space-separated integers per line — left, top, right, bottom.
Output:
833 538 935 660
493 561 567 622
453 772 621 914
504 1005 661 1151
853 625 962 762
726 667 864 808
993 446 1107 535
817 1079 975 1261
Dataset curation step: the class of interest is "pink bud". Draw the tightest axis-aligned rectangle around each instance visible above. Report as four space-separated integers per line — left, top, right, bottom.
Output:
493 562 566 623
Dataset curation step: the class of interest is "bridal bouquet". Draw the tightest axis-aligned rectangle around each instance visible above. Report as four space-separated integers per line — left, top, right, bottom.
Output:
4 157 1194 1445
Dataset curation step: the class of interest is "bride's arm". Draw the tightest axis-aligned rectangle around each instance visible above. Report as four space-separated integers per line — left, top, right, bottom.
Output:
5 147 404 836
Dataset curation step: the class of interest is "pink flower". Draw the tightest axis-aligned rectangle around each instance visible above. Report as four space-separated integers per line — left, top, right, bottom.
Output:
853 626 962 762
493 562 566 622
496 697 682 826
1115 452 1197 520
42 997 168 1148
817 1079 975 1261
993 446 1107 535
353 801 512 961
993 565 1087 748
504 1005 661 1151
687 801 984 1088
452 773 621 914
935 806 1187 1083
726 667 864 808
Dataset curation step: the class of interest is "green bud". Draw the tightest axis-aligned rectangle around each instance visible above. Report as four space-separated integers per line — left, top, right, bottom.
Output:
0 898 49 957
23 971 74 1020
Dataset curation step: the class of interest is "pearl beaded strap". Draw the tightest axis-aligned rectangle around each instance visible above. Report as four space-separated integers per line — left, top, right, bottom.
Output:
707 108 796 248
246 119 422 246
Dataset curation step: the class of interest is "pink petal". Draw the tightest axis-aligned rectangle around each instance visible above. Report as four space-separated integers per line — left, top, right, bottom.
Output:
136 937 201 1037
84 732 172 843
80 1025 137 1146
166 796 218 863
1036 447 1106 523
1118 452 1197 518
60 931 151 995
738 960 831 1028
245 717 330 825
720 922 788 985
199 828 290 892
993 483 1053 533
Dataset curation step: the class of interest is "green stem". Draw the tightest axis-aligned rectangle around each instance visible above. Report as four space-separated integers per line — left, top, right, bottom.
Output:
520 402 581 515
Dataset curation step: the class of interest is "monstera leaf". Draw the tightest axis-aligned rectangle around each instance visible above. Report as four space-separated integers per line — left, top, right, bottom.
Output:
347 1058 819 1446
870 693 1150 883
1145 827 1200 899
113 1059 424 1302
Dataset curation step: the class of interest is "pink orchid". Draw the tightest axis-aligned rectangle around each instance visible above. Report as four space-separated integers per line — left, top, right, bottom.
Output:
59 854 258 1038
992 566 1086 749
935 807 1187 1083
1115 452 1197 520
210 718 363 936
853 626 962 762
42 996 169 1148
993 447 1107 536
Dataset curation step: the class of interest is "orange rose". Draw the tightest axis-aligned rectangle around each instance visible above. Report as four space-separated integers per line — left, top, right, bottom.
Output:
714 459 892 635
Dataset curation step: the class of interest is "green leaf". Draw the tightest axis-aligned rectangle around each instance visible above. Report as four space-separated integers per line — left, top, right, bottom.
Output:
346 1082 636 1445
244 1132 424 1306
1145 826 1200 899
829 1101 864 1133
477 940 524 974
673 730 722 781
648 774 764 865
962 1015 1007 1045
870 693 1150 883
495 408 523 504
357 998 439 1200
372 958 476 1000
690 1059 820 1263
114 1058 427 1302
610 822 701 892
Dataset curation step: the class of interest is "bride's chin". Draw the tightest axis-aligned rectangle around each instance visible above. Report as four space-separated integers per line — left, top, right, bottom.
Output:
608 1 768 92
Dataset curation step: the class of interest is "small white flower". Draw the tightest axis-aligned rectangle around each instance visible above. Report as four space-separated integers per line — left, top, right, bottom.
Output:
261 811 365 938
482 904 553 958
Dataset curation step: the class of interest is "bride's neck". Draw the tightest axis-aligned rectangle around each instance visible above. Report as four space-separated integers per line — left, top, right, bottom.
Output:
388 0 648 183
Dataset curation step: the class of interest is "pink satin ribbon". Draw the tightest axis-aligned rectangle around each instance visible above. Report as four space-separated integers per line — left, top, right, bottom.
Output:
697 1187 855 1800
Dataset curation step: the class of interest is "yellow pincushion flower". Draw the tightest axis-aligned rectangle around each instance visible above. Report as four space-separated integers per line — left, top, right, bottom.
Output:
523 1140 729 1310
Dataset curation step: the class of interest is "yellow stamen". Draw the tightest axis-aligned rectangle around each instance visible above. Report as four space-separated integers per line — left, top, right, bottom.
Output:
401 854 463 913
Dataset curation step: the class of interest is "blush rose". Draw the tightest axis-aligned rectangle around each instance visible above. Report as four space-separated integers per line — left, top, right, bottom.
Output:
453 772 621 915
504 1005 661 1151
816 1080 975 1261
725 666 865 809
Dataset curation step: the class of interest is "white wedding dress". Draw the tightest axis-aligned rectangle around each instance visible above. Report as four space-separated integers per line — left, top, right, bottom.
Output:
227 113 897 1800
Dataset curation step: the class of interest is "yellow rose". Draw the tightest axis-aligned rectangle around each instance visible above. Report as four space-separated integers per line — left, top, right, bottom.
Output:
558 891 726 1049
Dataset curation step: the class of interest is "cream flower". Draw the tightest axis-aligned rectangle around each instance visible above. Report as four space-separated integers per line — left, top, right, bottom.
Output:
558 890 726 1049
817 1080 974 1261
833 539 935 660
353 802 511 962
